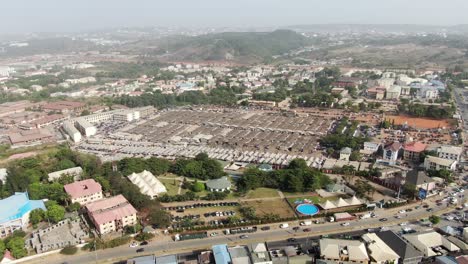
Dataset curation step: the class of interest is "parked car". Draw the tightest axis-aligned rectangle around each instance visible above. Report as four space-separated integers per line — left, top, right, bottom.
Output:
341 222 350 226
379 218 388 222
261 226 271 231
139 241 148 246
136 248 145 253
210 232 218 237
129 242 139 248
239 235 249 239
303 228 311 232
287 238 297 242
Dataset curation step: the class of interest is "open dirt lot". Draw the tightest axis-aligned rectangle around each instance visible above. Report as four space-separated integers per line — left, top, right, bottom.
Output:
386 115 455 129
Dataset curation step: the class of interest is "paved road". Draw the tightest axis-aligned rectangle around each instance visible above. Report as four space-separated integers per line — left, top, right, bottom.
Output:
25 197 457 264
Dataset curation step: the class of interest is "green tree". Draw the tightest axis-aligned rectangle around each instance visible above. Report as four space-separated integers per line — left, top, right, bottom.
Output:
135 232 155 242
149 209 171 228
6 237 27 259
67 202 81 212
349 151 361 161
29 208 45 225
0 239 5 260
45 204 66 223
429 215 440 224
191 181 205 192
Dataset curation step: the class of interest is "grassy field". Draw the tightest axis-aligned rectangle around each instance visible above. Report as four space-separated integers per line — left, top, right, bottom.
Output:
245 188 280 199
160 178 181 196
242 199 296 218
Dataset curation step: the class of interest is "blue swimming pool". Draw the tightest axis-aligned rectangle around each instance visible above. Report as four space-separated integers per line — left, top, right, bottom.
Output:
296 204 320 216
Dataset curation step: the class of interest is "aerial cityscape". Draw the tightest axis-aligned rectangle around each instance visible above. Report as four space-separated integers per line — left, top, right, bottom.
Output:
0 1 468 264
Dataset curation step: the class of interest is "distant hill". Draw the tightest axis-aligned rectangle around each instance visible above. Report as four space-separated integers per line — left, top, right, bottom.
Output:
159 29 309 63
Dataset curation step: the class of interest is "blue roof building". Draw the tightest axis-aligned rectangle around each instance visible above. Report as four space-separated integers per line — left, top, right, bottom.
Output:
0 192 46 238
212 244 232 264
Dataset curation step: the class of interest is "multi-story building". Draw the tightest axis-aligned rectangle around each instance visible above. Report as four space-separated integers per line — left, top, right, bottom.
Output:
62 121 81 143
403 141 426 162
376 231 423 264
64 179 103 205
424 155 457 171
85 195 137 234
437 145 463 161
74 118 96 137
0 192 46 238
383 141 401 162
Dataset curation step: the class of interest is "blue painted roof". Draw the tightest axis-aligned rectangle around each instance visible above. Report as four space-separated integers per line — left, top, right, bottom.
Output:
0 192 46 224
212 244 232 264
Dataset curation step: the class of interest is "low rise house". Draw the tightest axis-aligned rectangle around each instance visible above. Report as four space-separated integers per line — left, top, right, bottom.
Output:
362 232 399 264
248 243 272 264
403 141 426 162
229 246 252 264
424 156 457 171
127 170 167 198
206 177 231 192
64 179 103 205
405 170 436 192
213 244 232 264
126 255 156 264
48 166 83 182
376 230 423 264
85 195 137 234
403 231 460 257
0 192 46 238
339 147 352 161
319 238 369 263
361 141 380 155
156 255 178 264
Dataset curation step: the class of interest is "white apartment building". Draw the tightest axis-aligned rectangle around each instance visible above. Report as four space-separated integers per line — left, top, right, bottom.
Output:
437 145 463 161
62 121 81 143
424 155 457 171
74 118 97 137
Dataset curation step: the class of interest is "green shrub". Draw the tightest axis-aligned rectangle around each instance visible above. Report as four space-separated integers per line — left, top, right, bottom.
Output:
60 246 78 255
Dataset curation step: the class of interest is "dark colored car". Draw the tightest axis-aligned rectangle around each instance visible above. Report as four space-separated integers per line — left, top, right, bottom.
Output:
292 227 300 231
136 248 145 253
261 226 271 231
379 218 388 222
287 238 297 242
303 228 311 232
140 241 148 246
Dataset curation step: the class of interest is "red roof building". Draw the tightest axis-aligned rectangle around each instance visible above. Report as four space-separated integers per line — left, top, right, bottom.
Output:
64 179 103 205
85 195 137 234
403 141 427 162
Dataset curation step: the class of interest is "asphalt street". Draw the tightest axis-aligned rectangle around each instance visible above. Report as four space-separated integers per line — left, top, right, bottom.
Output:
25 195 458 264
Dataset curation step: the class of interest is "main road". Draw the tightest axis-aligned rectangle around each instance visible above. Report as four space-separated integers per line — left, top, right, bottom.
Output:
25 197 458 264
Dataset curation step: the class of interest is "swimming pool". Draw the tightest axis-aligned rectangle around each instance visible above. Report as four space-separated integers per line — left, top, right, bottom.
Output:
296 204 319 216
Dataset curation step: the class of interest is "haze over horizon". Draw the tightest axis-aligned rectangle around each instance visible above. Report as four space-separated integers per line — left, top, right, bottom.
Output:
2 0 468 34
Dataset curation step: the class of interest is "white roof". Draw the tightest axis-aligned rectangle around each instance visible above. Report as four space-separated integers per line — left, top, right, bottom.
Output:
320 238 369 262
333 197 349 207
403 231 460 257
48 167 83 181
320 200 337 210
0 168 7 183
345 196 363 206
438 145 463 155
426 156 456 167
362 233 399 262
127 170 167 198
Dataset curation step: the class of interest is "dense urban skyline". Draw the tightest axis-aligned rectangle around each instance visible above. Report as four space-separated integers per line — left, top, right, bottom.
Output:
2 0 468 34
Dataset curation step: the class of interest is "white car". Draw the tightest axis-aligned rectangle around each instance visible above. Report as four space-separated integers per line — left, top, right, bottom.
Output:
129 242 139 248
210 232 218 237
341 222 350 226
398 210 406 214
399 222 407 226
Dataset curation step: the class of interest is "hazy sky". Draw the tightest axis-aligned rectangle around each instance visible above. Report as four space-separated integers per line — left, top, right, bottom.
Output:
3 0 468 34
